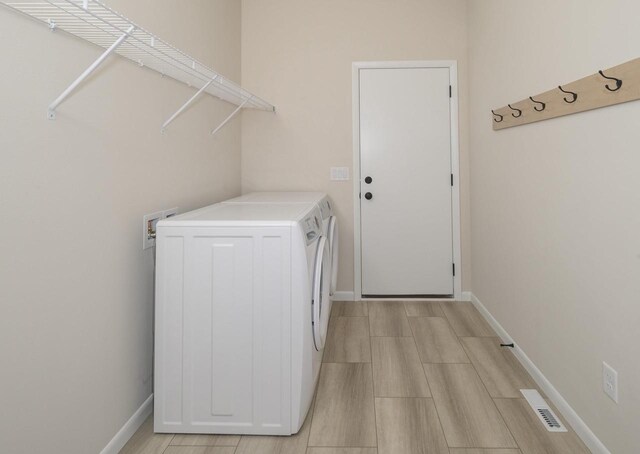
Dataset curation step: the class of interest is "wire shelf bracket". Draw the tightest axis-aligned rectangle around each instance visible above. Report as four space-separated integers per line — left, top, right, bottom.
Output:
48 24 135 119
162 76 218 133
1 0 275 129
211 96 252 137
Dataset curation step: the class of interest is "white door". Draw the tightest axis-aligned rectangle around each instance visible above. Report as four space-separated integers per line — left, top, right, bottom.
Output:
359 67 453 296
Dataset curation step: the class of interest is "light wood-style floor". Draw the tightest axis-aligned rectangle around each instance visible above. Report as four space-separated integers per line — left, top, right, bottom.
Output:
121 301 590 454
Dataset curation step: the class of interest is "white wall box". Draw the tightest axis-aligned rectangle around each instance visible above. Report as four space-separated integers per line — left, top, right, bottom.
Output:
0 0 274 132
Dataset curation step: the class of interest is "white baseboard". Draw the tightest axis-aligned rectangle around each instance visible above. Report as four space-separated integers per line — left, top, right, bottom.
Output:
469 293 609 454
101 394 154 454
332 291 355 301
460 291 472 301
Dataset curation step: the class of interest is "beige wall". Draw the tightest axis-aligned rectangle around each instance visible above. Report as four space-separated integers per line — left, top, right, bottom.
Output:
5 1 636 452
240 0 471 293
0 1 242 452
468 1 640 452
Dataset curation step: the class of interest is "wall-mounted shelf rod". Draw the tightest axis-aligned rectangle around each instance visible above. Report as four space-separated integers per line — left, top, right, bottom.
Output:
1 0 275 128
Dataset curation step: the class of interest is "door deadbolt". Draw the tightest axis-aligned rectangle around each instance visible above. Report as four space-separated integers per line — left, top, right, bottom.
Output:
364 192 373 200
364 176 373 184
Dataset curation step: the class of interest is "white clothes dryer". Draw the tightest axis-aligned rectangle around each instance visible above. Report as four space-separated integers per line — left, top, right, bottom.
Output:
154 202 330 436
223 192 339 296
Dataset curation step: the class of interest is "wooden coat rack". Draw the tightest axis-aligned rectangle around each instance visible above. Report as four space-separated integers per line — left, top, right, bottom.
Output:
492 57 640 130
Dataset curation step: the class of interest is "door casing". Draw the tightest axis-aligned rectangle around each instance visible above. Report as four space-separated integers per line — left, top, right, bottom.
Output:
352 60 462 301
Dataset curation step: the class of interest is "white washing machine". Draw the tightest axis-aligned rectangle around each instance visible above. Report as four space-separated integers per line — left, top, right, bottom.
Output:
153 202 330 436
223 192 339 295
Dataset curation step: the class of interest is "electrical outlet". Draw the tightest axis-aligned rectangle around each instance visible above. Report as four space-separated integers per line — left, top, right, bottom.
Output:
603 361 618 403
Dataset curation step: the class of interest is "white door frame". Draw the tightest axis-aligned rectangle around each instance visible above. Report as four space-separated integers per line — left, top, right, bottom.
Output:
352 60 462 301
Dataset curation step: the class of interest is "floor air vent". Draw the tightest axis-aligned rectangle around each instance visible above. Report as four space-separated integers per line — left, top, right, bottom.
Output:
520 389 567 432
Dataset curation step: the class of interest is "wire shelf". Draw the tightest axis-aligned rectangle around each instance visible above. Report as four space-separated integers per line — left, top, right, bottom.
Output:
1 0 275 112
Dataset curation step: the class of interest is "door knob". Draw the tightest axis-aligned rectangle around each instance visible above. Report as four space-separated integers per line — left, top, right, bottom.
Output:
365 176 373 184
364 192 373 200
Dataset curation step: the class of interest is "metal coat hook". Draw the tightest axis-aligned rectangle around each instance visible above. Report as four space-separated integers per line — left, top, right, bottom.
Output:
598 70 622 92
529 96 546 112
558 85 578 103
508 104 522 118
492 110 504 123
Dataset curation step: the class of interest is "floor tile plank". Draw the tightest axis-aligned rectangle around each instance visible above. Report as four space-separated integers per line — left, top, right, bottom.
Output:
375 398 448 454
424 363 517 448
323 317 371 363
331 301 368 318
368 301 412 337
371 337 430 397
461 337 538 398
119 416 173 454
308 363 377 447
495 398 589 454
409 317 469 363
403 301 445 317
441 302 496 337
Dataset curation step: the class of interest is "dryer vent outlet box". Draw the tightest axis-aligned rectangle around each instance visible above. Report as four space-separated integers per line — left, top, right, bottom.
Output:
143 208 178 250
